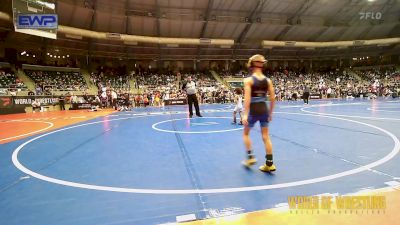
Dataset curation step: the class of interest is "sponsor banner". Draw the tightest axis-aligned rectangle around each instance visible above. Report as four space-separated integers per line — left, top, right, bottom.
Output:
13 96 59 106
71 103 92 110
12 0 57 39
0 97 13 108
310 93 322 99
16 14 58 29
288 195 386 214
164 98 187 106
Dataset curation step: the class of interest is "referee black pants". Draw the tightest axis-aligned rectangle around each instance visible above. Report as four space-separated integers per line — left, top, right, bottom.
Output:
303 92 310 104
187 94 200 116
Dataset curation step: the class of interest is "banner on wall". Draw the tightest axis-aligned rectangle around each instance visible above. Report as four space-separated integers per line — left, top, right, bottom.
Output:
70 103 92 110
0 97 13 108
164 98 187 106
12 96 59 106
310 93 322 99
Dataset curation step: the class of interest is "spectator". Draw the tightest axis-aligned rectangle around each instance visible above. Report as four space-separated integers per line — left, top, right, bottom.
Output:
28 89 35 96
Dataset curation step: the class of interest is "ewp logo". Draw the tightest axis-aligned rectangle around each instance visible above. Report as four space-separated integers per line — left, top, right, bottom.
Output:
16 14 58 29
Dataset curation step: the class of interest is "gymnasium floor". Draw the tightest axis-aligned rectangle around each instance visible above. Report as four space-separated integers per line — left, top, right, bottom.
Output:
0 99 399 225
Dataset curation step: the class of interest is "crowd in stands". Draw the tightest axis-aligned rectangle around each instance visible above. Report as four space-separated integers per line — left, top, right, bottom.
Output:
83 66 400 111
0 69 27 95
136 73 176 87
90 66 131 93
133 71 234 106
221 67 400 101
77 70 234 111
269 70 353 100
2 64 399 110
219 69 246 78
191 73 234 104
25 70 88 95
352 67 400 98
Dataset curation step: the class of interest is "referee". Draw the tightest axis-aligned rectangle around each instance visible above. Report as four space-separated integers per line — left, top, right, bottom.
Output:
303 85 310 104
182 76 202 118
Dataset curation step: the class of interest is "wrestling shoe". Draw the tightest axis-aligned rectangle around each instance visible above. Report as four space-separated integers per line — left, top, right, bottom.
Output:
242 157 257 167
259 164 276 172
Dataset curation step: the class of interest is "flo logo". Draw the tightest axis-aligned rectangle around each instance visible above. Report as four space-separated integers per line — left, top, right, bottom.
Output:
359 12 382 20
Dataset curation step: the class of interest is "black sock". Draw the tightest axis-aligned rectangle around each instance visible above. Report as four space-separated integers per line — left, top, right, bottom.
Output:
266 154 273 166
247 150 254 159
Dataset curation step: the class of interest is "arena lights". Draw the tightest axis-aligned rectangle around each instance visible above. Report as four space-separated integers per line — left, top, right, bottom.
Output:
21 51 39 57
47 54 70 58
36 1 55 10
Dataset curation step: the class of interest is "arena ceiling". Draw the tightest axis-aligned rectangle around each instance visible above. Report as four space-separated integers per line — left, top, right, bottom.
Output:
1 0 400 60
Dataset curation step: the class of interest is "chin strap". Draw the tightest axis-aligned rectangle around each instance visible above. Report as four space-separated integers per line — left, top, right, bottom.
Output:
248 66 263 73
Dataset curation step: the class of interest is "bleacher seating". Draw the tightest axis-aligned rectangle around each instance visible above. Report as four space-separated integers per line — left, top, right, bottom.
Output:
25 70 87 91
90 72 131 92
0 69 27 92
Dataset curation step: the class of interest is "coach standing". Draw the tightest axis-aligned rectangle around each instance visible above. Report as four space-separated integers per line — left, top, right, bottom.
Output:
183 76 202 118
